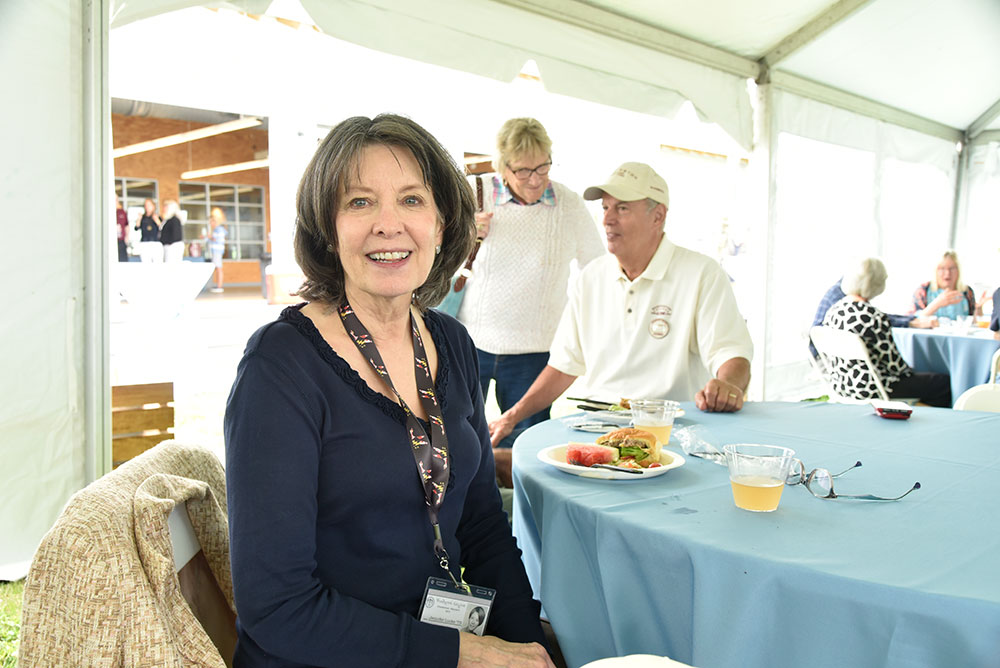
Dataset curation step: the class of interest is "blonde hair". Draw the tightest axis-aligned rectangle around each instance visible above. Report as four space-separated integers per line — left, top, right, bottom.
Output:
929 249 965 292
494 118 552 172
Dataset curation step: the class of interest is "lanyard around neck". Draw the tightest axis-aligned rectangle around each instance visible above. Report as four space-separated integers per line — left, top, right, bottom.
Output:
338 301 456 565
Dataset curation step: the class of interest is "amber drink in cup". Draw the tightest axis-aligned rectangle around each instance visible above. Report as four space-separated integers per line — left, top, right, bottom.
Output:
630 399 680 447
723 444 796 512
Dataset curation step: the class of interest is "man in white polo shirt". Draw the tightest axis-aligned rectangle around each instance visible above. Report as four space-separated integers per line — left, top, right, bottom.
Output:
489 162 753 461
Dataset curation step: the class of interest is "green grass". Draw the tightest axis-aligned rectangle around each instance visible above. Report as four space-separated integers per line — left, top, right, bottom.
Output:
0 580 23 667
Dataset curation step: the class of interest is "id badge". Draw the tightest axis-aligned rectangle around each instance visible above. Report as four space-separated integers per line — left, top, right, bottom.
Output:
419 576 496 635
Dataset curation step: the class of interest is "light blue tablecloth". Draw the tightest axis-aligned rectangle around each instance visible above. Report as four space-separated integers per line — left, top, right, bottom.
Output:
512 401 1000 668
892 327 1000 404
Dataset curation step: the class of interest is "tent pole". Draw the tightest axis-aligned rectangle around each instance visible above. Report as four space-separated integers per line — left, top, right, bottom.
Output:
83 0 112 481
746 82 776 401
948 135 967 250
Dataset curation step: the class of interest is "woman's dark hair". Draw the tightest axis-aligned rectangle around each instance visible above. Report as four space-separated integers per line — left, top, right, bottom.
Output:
294 114 476 310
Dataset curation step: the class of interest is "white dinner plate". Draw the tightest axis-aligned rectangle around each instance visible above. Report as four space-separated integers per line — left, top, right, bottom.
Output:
581 655 694 668
537 444 686 480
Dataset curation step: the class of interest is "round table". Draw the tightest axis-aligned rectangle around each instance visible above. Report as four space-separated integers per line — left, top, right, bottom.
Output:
512 401 1000 668
892 327 1000 404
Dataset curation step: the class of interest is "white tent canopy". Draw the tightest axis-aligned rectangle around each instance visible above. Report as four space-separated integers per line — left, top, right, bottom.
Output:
3 0 1000 578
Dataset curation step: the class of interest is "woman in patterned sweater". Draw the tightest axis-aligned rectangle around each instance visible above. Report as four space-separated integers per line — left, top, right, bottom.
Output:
823 257 951 407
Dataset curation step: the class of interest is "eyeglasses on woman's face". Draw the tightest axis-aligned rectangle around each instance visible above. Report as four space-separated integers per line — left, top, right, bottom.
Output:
786 460 921 501
506 160 552 181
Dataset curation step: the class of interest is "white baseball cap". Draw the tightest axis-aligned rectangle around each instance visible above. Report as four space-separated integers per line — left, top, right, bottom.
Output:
583 162 669 207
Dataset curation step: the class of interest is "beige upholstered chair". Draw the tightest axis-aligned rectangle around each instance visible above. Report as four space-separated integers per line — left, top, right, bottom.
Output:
19 440 236 667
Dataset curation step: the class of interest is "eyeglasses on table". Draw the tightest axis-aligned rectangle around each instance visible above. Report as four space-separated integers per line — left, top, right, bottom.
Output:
786 460 921 501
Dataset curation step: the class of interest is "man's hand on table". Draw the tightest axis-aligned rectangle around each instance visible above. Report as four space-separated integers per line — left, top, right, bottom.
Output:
695 378 745 413
910 316 938 329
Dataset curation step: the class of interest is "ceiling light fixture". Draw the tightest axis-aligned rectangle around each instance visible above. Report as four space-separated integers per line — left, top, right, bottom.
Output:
113 117 262 158
180 159 269 180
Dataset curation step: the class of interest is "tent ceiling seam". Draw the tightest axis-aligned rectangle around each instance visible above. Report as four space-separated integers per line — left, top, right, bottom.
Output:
771 71 962 143
490 0 759 79
759 0 873 68
967 96 1000 139
970 129 1000 146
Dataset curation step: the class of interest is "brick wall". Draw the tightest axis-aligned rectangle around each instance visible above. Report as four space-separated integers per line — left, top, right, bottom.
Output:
112 114 270 286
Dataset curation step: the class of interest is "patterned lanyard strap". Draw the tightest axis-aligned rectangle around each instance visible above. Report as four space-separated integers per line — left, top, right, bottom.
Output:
338 301 459 578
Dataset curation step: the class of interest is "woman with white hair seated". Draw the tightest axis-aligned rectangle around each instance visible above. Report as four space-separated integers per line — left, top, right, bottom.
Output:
822 257 951 407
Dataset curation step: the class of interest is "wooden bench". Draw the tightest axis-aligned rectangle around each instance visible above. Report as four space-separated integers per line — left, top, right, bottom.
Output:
111 382 174 467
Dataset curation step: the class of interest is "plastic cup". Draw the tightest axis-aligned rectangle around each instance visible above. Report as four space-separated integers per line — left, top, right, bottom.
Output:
630 399 680 447
723 444 796 512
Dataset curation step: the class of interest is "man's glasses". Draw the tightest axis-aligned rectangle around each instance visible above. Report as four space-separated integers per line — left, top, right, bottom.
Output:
507 160 552 180
786 460 921 501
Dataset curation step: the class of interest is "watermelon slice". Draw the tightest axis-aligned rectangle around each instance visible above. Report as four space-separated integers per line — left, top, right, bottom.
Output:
566 443 618 467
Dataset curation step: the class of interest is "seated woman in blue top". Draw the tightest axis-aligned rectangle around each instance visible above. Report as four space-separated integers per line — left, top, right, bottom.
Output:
909 250 981 320
225 114 553 668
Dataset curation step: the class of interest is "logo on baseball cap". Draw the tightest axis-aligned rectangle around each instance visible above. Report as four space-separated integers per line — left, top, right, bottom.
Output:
583 162 669 207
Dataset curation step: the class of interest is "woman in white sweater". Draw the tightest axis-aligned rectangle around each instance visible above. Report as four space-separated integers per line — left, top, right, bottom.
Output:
458 118 604 458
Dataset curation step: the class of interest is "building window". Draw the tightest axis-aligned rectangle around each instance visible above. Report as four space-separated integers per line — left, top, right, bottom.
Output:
178 182 266 260
115 178 158 252
115 177 159 216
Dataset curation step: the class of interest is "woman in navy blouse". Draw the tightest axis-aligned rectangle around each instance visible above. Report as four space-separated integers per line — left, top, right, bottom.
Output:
225 114 553 668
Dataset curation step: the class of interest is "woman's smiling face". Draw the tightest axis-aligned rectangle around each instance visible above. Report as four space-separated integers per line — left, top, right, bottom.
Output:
335 144 442 307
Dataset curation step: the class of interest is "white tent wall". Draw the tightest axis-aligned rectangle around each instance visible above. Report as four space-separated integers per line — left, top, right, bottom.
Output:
0 0 109 579
760 88 959 400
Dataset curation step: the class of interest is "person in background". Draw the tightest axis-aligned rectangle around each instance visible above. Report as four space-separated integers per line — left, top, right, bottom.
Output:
135 198 161 263
824 257 950 406
115 194 129 262
910 250 983 320
489 162 753 469
160 199 184 262
991 287 1000 340
457 118 604 455
808 277 936 358
225 114 553 668
209 207 228 293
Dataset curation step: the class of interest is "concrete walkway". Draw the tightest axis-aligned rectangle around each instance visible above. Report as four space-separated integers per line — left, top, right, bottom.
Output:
111 285 286 463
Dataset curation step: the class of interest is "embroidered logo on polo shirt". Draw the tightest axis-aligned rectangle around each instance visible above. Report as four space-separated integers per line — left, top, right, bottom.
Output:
649 305 671 339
